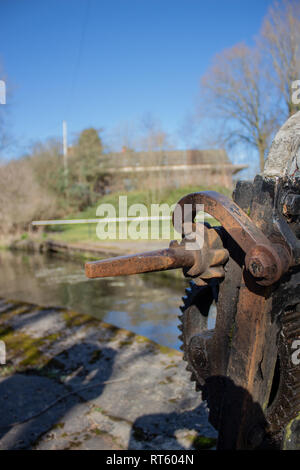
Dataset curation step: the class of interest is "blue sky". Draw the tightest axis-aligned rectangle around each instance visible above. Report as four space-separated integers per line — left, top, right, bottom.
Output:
1 0 274 159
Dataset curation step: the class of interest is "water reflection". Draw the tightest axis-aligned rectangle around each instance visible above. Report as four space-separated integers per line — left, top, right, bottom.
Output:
0 250 188 349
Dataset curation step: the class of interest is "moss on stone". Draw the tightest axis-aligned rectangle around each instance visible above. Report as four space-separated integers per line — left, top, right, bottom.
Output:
52 422 65 430
155 344 180 357
0 325 49 369
283 413 300 450
117 331 136 348
186 433 217 450
168 398 178 403
62 310 98 329
92 428 106 436
165 363 177 369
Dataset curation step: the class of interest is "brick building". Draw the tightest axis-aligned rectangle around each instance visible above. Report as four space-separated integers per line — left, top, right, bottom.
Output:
104 149 247 191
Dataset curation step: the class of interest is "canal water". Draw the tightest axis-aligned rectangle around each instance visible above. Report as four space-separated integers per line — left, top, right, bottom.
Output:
0 249 192 349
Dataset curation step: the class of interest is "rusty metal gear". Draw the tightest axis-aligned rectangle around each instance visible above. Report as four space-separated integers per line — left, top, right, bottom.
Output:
179 283 300 444
181 224 228 286
266 304 300 435
179 279 218 389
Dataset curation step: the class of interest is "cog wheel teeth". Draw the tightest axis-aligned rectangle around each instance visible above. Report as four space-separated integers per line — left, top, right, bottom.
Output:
178 281 214 393
267 307 300 433
178 278 221 418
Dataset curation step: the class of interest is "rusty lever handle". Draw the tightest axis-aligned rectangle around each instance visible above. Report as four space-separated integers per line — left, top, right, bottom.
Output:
85 191 293 285
85 245 195 278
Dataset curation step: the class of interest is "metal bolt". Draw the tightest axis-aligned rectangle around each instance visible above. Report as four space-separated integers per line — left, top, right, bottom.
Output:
245 245 280 286
248 255 277 280
249 259 264 276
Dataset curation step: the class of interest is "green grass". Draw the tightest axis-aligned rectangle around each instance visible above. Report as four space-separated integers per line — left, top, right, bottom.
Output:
45 185 230 244
62 185 231 219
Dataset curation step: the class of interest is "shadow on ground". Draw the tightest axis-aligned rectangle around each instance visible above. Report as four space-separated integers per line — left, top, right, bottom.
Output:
128 404 217 450
0 343 118 449
0 299 217 450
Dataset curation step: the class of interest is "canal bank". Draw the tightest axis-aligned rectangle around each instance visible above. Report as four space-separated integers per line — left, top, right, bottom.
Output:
9 237 175 260
0 249 188 350
0 298 217 450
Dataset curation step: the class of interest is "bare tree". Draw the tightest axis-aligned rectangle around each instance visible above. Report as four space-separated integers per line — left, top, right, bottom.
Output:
106 120 138 153
138 113 172 153
30 138 65 197
200 43 279 172
0 159 56 235
260 0 300 117
137 113 174 198
177 112 201 150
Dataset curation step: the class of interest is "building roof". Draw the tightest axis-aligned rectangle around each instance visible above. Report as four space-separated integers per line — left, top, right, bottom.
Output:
107 149 231 168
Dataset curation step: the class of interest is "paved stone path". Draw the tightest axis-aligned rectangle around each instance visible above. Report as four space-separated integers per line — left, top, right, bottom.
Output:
0 298 217 450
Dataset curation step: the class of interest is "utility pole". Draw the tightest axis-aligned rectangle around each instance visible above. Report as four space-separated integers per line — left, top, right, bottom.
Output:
63 120 68 191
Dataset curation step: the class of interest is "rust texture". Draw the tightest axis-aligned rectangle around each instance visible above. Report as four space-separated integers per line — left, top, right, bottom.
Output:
85 224 228 283
85 245 195 278
174 191 292 285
